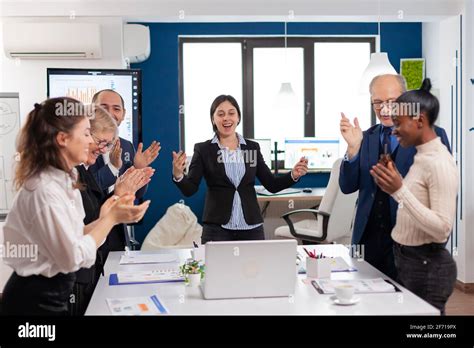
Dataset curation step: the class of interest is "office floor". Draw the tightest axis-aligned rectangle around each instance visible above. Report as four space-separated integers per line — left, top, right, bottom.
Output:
446 288 474 315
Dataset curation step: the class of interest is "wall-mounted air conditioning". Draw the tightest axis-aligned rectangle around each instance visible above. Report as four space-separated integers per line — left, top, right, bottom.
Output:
3 22 102 59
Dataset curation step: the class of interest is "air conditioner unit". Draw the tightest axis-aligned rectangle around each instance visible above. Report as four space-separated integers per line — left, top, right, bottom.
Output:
3 22 102 59
123 24 150 64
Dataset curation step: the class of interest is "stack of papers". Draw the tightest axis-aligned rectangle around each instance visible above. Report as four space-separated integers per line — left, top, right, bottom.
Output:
109 269 185 286
312 278 398 294
106 295 168 315
119 253 177 265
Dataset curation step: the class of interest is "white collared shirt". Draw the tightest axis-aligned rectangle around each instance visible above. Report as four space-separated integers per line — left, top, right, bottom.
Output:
3 166 96 277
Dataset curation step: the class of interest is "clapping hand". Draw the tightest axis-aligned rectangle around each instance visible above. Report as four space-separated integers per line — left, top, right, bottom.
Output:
340 112 363 159
370 161 403 195
172 150 187 180
134 141 161 169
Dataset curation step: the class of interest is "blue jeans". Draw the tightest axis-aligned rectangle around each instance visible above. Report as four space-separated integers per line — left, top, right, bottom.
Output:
393 242 457 315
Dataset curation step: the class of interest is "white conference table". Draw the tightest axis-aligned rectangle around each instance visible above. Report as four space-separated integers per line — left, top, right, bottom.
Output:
86 244 439 315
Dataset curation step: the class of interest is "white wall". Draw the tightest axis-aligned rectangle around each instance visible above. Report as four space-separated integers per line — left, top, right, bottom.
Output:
1 16 126 122
423 17 459 141
460 0 474 284
422 4 474 284
0 21 4 92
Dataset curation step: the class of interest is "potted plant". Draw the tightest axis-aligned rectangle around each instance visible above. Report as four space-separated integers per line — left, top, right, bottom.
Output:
180 258 205 287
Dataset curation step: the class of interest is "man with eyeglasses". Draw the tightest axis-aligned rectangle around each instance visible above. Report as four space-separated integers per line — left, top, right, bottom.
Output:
89 89 161 199
339 74 450 280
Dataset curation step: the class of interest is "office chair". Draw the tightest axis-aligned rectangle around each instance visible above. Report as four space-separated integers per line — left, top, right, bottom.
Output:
274 158 358 244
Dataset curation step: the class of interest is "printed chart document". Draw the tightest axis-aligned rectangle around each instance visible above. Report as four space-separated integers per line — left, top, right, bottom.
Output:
119 253 177 265
106 294 168 315
109 269 184 285
312 278 398 294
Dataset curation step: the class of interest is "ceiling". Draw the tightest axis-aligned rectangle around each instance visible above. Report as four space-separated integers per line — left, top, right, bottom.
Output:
0 0 465 22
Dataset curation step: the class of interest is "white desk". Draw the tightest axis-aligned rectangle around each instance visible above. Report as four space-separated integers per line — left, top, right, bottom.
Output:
86 244 439 315
256 186 326 219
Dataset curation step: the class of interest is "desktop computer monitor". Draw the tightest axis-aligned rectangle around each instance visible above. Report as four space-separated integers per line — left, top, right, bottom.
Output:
250 138 272 169
284 138 339 170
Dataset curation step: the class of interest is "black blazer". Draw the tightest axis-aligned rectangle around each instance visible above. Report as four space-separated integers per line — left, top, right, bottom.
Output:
75 165 127 284
174 139 295 225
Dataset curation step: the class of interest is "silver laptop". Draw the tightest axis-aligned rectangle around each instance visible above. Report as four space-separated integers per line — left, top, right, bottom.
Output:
202 240 297 300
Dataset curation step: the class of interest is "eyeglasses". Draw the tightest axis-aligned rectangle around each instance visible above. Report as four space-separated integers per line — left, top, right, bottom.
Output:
91 133 114 151
371 99 397 110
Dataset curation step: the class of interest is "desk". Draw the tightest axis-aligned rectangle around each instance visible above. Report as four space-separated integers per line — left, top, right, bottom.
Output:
86 245 439 315
256 186 326 218
256 185 326 203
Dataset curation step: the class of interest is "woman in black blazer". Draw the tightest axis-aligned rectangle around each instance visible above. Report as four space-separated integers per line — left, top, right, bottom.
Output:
172 95 308 244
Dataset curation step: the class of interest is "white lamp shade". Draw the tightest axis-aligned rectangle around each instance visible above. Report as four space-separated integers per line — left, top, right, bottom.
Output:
274 82 297 110
278 82 295 95
359 52 397 94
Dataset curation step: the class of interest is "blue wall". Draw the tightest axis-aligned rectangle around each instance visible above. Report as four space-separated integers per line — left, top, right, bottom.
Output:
132 22 422 243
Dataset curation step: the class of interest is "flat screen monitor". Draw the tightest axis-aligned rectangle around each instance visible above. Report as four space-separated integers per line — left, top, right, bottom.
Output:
250 138 272 169
284 138 339 169
47 68 142 145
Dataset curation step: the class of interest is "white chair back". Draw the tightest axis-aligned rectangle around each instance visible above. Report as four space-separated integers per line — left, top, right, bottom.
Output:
326 159 358 242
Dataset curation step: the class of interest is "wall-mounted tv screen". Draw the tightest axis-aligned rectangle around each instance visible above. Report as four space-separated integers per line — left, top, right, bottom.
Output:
47 68 142 145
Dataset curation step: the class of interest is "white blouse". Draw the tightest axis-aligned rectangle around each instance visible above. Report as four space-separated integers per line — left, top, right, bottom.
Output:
3 166 96 277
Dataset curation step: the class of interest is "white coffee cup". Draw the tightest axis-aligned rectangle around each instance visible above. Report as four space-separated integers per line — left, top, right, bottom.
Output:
334 284 355 302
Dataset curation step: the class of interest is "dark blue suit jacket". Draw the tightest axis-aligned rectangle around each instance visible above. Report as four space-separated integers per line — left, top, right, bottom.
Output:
339 124 451 245
89 137 147 199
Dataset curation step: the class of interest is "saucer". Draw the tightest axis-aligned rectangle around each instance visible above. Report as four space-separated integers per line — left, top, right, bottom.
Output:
330 295 360 306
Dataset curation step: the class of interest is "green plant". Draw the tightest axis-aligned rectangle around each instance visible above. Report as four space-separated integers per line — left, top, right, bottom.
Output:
400 59 425 90
180 258 205 281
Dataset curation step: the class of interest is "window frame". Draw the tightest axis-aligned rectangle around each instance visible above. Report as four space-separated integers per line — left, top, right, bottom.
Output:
178 36 376 150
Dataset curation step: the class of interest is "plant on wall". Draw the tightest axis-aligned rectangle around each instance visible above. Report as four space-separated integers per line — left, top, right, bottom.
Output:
400 58 425 90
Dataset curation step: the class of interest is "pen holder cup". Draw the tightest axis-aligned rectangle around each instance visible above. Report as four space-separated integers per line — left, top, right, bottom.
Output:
306 257 332 279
